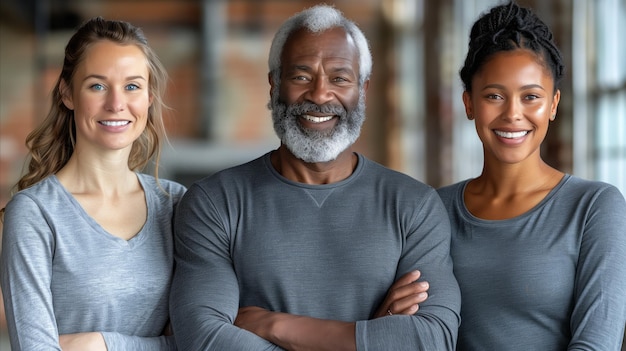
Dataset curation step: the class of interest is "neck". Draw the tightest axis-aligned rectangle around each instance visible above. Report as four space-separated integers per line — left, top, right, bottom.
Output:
55 149 139 196
271 145 357 185
473 157 563 197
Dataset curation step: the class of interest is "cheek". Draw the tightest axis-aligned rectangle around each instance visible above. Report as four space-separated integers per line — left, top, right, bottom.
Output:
73 92 93 108
340 90 361 110
128 96 152 117
474 121 491 143
528 104 553 125
73 99 98 119
531 102 550 115
279 83 305 104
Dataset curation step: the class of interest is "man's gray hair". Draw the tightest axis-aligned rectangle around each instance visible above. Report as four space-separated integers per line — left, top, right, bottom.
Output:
268 4 373 87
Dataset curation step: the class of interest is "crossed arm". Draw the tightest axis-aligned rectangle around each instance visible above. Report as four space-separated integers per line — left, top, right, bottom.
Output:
57 322 173 351
234 270 429 351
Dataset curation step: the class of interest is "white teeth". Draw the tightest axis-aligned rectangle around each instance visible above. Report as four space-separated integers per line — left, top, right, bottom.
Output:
100 120 130 127
494 130 529 138
302 115 333 123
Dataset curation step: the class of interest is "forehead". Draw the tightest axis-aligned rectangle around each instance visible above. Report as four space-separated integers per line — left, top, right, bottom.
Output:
475 50 554 88
77 40 148 75
281 27 359 70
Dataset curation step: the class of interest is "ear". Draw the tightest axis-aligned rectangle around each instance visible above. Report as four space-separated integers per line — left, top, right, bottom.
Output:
550 89 561 119
59 79 74 110
462 91 473 120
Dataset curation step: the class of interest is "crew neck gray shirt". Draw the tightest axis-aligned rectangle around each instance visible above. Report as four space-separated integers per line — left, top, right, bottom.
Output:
170 152 461 351
437 175 626 350
1 174 186 350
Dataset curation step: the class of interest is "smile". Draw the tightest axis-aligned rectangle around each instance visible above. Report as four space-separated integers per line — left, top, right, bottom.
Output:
302 115 333 123
494 130 529 139
100 120 130 127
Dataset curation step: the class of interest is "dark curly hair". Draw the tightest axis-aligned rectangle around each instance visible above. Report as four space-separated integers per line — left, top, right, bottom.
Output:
459 1 564 93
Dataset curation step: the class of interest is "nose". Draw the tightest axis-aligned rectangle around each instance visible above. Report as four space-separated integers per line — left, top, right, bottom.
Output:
501 98 522 122
305 77 334 105
105 89 125 112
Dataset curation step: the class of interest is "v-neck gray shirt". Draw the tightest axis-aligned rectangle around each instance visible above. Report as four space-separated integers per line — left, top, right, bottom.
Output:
1 174 186 350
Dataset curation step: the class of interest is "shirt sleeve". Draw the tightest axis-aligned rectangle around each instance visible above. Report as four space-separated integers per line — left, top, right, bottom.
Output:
355 189 462 351
169 184 284 351
1 194 62 351
1 191 181 351
568 185 626 350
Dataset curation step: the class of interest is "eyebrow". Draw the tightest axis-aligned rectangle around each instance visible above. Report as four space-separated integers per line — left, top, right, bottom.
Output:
482 83 545 91
83 74 147 82
289 65 356 75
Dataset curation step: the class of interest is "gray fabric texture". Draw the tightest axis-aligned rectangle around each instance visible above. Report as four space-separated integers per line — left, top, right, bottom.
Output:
1 173 186 350
170 152 461 351
437 175 626 350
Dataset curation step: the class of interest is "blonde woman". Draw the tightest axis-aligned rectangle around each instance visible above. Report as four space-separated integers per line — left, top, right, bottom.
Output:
1 17 185 350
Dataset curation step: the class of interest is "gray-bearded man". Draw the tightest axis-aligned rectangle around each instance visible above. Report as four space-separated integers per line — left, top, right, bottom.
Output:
169 5 461 351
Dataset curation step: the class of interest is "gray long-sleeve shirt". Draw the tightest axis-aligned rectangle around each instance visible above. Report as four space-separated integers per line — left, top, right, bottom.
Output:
437 175 626 350
1 174 186 350
170 152 461 351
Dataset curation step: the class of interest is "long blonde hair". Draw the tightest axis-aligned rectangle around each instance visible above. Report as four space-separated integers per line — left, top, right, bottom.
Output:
16 17 169 194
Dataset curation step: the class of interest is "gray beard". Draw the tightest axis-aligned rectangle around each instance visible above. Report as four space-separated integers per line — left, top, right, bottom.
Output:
270 91 366 163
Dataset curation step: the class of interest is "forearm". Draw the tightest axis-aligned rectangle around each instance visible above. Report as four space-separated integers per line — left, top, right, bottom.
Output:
101 333 176 351
59 332 175 351
239 309 356 351
59 333 106 351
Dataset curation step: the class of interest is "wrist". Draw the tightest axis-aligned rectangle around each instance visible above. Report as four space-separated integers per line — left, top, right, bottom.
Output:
267 311 291 345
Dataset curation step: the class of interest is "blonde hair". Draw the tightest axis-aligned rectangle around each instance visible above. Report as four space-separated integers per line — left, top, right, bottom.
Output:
15 17 169 192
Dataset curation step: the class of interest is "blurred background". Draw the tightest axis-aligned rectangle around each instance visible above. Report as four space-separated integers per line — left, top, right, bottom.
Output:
0 0 624 349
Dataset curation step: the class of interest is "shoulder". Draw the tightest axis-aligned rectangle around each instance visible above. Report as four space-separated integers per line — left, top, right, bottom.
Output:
2 177 64 241
359 155 433 192
190 153 268 190
5 176 59 211
436 181 467 203
548 175 626 231
137 173 187 203
559 175 625 205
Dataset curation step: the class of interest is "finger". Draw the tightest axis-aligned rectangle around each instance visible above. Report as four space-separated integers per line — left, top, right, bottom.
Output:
386 280 429 304
387 291 428 315
379 283 427 317
396 303 420 315
390 270 421 289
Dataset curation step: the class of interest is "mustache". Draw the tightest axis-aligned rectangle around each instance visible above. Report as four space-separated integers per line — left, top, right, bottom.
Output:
285 101 347 119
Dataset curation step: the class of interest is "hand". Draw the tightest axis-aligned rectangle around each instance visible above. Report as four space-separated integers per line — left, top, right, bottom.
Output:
373 270 429 318
59 332 107 351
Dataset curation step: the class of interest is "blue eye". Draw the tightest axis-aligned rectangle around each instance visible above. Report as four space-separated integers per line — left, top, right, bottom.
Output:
91 83 104 91
126 84 140 91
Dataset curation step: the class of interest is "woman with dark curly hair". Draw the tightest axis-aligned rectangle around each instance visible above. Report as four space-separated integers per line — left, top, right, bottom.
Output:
0 17 185 350
437 2 626 350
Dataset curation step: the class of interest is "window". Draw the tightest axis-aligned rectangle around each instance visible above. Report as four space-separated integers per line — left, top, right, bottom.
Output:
573 0 626 194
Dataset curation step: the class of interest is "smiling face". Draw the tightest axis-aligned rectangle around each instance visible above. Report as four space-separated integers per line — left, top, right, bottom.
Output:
463 49 560 165
269 27 368 163
61 40 151 154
